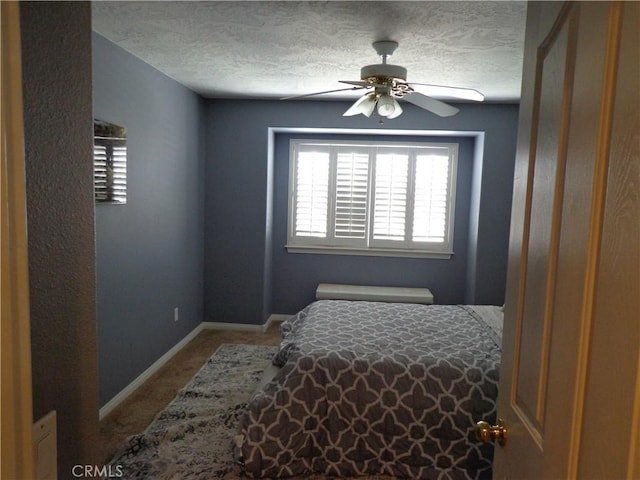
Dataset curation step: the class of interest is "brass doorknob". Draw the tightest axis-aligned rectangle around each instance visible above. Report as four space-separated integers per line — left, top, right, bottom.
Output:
475 419 508 446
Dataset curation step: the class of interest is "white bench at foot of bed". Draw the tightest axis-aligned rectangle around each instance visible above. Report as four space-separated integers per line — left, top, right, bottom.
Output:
315 283 434 304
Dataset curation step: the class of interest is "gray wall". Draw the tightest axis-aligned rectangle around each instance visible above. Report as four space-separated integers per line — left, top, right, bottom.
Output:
92 33 205 407
205 100 518 324
272 133 475 312
20 2 100 476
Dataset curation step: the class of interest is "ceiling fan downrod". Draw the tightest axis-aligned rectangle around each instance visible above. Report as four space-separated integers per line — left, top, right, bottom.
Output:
372 40 399 63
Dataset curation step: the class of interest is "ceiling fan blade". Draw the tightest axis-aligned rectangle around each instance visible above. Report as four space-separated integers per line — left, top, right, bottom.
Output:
339 80 372 87
406 83 485 101
281 86 365 100
403 92 460 117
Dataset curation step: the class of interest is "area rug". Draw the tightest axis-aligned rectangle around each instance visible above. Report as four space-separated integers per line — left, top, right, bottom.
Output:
108 343 278 479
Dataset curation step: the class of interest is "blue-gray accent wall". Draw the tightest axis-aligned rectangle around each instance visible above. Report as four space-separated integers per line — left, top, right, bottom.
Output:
204 100 518 324
92 33 205 407
272 133 475 312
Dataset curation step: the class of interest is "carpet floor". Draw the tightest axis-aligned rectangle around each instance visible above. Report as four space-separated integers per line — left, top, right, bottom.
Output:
100 327 282 466
107 343 278 479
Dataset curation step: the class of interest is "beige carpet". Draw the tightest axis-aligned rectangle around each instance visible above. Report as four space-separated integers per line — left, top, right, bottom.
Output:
100 326 282 465
107 343 280 478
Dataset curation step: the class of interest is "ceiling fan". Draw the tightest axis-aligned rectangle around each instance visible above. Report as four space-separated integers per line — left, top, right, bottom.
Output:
285 40 484 119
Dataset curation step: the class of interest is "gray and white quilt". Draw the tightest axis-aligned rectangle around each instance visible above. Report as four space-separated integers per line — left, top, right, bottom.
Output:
241 300 502 479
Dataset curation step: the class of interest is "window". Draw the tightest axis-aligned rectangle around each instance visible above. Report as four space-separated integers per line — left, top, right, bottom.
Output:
287 139 458 258
94 119 127 204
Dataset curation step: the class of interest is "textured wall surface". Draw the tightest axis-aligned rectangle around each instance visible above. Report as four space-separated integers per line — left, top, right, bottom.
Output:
20 2 100 475
93 33 205 407
204 99 518 324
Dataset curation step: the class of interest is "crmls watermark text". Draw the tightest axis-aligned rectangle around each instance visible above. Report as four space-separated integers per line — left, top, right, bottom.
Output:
72 464 123 478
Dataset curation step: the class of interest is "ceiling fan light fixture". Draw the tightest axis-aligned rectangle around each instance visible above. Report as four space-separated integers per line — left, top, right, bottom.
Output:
376 93 401 118
387 100 403 119
343 93 377 117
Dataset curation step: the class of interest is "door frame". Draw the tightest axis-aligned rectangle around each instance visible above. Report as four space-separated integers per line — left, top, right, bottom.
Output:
1 2 35 478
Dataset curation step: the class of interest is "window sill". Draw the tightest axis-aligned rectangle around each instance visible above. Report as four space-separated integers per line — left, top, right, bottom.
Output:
285 245 453 259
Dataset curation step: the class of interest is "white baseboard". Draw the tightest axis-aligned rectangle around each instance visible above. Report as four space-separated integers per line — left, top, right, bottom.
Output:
99 323 204 420
266 314 291 324
203 314 291 333
201 321 264 332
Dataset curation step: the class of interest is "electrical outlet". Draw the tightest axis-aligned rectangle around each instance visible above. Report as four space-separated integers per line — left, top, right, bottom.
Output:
174 307 179 322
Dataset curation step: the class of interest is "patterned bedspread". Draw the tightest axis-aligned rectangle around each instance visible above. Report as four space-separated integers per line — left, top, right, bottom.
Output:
241 300 501 479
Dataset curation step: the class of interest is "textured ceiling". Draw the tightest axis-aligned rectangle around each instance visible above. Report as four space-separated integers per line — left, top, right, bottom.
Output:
92 1 527 102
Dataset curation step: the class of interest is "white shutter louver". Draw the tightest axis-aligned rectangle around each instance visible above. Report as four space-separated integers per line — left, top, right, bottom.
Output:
413 154 449 243
294 150 330 237
110 145 127 203
94 144 109 201
335 151 369 239
373 153 409 241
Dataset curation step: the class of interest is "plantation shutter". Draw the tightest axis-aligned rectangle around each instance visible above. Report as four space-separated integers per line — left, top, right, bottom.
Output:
412 153 450 243
372 152 409 242
334 150 369 241
111 145 127 202
93 139 127 204
288 139 457 257
294 148 330 238
94 144 109 201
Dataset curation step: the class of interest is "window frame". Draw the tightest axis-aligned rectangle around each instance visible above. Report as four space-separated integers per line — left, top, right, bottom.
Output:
286 138 458 259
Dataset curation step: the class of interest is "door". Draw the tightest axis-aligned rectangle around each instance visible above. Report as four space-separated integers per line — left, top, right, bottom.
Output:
491 1 639 479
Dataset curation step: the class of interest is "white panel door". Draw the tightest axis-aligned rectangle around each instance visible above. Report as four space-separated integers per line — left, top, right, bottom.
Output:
490 2 640 479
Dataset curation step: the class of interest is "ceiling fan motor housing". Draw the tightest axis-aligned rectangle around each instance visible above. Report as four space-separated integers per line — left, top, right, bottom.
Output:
360 64 407 83
361 64 411 97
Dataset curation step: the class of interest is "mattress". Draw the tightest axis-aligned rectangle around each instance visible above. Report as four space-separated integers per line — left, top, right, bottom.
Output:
241 300 502 479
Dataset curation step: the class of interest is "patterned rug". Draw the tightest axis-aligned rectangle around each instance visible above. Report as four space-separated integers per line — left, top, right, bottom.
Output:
108 343 278 479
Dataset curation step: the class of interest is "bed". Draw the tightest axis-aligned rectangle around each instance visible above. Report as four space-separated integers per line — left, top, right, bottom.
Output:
240 295 502 479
